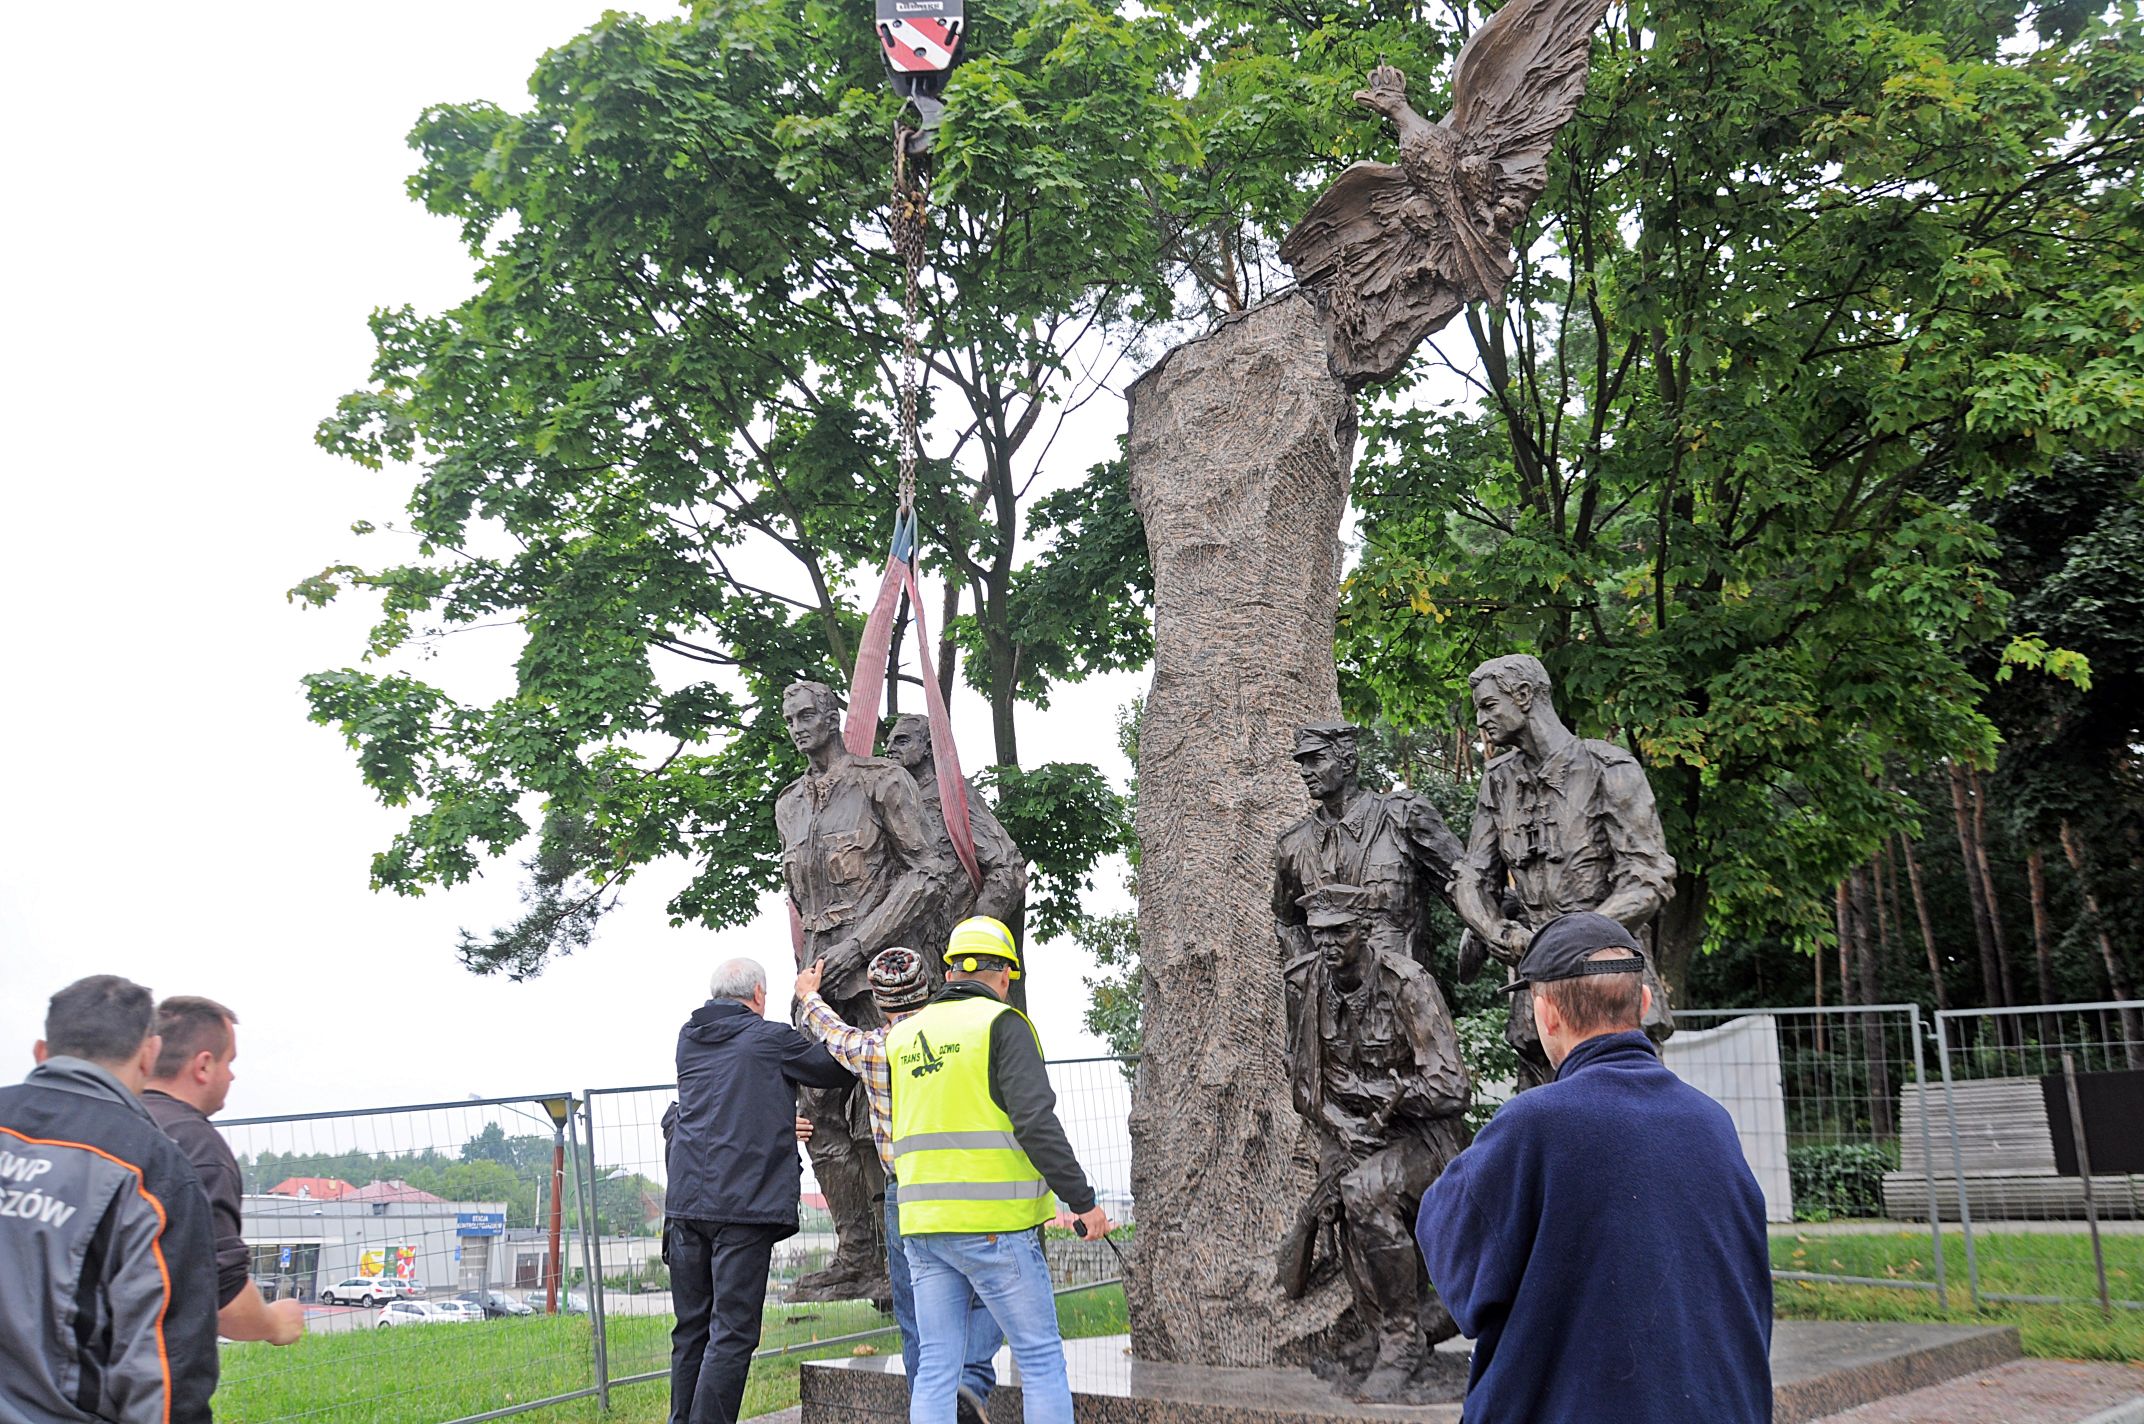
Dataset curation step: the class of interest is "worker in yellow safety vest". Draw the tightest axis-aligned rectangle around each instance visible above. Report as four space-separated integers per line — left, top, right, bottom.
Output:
888 916 1112 1424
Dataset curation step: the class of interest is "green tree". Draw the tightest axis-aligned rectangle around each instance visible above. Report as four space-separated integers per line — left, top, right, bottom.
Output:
1319 0 2144 987
299 0 1163 969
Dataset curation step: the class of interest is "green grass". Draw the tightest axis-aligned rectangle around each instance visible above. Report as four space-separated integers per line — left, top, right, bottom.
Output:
1771 1227 2144 1362
218 1285 1130 1423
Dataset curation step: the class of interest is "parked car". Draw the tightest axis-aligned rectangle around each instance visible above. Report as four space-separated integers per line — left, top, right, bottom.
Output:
428 1300 485 1323
375 1299 456 1328
521 1290 589 1315
320 1277 412 1307
454 1290 534 1318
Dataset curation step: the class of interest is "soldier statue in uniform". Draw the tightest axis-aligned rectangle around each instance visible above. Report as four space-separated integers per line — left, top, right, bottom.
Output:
881 713 1029 1007
773 680 945 1301
1277 882 1471 1404
1452 654 1678 1090
1273 723 1466 980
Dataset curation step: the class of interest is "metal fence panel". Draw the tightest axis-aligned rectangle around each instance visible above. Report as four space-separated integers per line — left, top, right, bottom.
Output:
1672 1006 1949 1306
216 1092 605 1424
201 1000 2144 1423
1933 1001 2144 1313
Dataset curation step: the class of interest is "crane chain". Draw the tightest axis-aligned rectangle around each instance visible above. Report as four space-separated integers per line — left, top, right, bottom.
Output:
889 130 931 521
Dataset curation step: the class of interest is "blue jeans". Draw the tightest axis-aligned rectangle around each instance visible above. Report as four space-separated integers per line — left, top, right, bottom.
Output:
885 1182 1001 1398
904 1229 1070 1424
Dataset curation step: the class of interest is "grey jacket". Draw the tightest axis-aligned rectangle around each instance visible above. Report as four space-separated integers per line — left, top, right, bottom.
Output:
0 1057 219 1424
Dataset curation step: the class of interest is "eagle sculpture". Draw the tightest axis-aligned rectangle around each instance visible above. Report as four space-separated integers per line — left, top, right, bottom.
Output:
1279 0 1614 385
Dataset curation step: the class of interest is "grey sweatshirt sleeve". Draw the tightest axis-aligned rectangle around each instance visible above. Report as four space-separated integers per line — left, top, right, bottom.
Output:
986 1013 1096 1213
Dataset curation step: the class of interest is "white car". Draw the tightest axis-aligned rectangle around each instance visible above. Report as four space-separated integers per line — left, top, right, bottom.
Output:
375 1299 457 1329
320 1277 411 1307
428 1300 485 1323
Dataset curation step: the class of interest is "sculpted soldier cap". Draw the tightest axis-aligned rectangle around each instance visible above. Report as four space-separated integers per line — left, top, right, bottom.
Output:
1297 882 1381 928
1503 911 1646 991
1291 723 1360 760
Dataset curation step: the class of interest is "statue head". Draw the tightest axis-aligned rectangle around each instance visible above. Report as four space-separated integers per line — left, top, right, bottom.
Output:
1468 654 1554 749
1300 883 1378 985
884 713 933 775
781 681 845 758
1290 722 1361 804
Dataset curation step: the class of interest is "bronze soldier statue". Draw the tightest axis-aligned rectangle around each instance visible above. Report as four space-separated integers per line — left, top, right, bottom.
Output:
1273 723 1466 979
881 712 1029 1007
1452 654 1678 1089
773 681 942 1301
1278 883 1471 1403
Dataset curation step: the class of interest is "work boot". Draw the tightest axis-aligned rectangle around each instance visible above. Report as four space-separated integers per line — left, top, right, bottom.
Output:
955 1384 992 1424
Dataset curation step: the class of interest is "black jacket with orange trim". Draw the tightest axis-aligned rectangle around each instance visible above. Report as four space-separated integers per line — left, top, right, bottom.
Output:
0 1057 219 1424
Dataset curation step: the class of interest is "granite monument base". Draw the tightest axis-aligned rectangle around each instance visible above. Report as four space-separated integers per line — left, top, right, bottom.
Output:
799 1320 2021 1424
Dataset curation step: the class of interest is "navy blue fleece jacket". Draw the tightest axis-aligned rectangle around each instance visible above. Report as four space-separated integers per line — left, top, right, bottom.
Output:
1415 1031 1773 1424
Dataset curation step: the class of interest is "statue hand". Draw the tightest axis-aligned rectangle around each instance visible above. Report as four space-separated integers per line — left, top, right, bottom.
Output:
822 938 867 987
1495 921 1535 961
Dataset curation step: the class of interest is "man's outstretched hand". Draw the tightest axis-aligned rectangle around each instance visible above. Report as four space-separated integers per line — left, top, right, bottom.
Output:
794 958 826 1000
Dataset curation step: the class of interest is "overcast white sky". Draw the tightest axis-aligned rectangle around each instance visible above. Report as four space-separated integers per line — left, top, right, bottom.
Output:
0 1 1142 1120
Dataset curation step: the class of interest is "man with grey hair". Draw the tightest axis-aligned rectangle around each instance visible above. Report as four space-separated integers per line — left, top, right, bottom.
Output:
666 957 850 1424
1453 653 1678 1088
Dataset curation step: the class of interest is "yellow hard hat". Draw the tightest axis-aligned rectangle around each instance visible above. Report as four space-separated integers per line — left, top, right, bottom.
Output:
945 916 1021 979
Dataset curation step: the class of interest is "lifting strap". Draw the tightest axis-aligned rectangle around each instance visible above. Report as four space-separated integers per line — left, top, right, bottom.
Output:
785 126 981 964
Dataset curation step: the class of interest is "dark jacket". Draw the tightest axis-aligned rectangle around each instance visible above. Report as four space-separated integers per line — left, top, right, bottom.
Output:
0 1058 220 1424
142 1091 250 1307
1416 1031 1773 1424
899 982 1096 1214
669 999 850 1231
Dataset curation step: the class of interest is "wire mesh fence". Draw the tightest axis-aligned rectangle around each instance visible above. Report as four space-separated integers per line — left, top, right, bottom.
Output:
200 998 2139 1423
214 1058 1135 1424
1933 1001 2144 1313
215 1091 609 1424
1668 1006 1951 1305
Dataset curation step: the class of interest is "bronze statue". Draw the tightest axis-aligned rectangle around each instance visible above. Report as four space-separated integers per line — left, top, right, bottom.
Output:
1277 884 1470 1403
1273 723 1465 978
1278 0 1615 384
772 680 939 1301
1452 654 1678 1088
881 713 1029 998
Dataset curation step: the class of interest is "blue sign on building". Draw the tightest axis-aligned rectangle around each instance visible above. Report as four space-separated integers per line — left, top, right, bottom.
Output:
456 1212 506 1237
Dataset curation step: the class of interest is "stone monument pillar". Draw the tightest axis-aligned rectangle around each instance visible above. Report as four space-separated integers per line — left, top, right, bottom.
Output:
1124 289 1357 1365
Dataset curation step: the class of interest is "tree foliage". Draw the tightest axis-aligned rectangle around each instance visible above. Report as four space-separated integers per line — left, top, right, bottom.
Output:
300 0 1163 968
1321 0 2144 984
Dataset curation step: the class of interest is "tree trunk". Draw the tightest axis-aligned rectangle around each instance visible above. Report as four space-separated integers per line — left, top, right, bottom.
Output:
885 596 908 719
1124 289 1357 1366
2026 847 2058 1024
1967 767 2018 1008
1651 870 1709 1007
936 578 960 707
1813 925 1827 1053
1851 863 1894 1136
1898 832 1948 1013
1948 762 2005 1010
1835 880 1854 1009
2058 820 2144 1070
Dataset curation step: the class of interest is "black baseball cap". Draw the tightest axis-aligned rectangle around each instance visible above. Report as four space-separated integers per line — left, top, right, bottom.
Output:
1502 911 1646 992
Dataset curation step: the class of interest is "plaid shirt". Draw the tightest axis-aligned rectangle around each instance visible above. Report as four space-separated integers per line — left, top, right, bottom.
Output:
799 992 897 1173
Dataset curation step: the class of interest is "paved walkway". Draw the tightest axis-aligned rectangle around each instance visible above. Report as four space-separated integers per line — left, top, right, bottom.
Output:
1811 1359 2144 1423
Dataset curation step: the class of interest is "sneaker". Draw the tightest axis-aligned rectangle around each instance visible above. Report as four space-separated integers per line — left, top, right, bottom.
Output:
955 1384 992 1424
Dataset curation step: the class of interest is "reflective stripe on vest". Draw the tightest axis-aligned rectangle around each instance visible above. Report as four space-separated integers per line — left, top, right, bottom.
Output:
888 994 1056 1234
